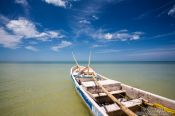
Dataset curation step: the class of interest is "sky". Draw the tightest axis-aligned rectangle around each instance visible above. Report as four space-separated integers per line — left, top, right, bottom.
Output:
0 0 175 61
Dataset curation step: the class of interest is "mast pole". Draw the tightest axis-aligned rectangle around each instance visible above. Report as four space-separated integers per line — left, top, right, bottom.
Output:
72 52 80 71
87 51 91 75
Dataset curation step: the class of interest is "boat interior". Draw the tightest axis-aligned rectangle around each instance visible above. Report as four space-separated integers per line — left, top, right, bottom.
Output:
72 66 174 116
73 66 144 116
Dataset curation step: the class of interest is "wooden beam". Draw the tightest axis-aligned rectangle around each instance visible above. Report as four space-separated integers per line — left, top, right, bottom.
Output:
92 74 137 116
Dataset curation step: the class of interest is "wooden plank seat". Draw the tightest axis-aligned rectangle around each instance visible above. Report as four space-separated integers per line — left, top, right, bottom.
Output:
92 90 126 98
76 77 94 82
82 80 121 88
82 80 122 93
100 99 142 113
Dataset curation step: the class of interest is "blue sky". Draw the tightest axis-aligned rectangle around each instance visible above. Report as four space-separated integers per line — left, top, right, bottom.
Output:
0 0 175 61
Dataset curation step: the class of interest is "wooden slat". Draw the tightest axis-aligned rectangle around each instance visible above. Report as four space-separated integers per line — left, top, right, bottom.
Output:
92 74 137 116
92 90 126 98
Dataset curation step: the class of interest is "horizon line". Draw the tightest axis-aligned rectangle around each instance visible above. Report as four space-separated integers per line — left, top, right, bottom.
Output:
0 60 175 63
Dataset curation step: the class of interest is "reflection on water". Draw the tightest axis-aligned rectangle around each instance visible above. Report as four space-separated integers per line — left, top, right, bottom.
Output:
0 62 175 116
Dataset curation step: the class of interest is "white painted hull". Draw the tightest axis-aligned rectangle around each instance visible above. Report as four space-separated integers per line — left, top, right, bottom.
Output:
70 67 108 116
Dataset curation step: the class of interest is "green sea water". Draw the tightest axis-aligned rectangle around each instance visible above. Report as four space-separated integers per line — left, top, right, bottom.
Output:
0 62 175 116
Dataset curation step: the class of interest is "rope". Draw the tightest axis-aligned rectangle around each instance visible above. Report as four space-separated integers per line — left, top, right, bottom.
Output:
153 103 175 115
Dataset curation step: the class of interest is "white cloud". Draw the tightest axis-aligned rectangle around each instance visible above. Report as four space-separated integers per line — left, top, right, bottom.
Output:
34 31 64 41
104 33 113 40
0 15 9 24
74 17 143 41
15 0 29 6
151 31 175 39
6 18 38 38
92 15 99 20
111 31 142 41
0 17 65 49
51 41 72 51
0 28 22 48
15 0 29 15
44 0 68 8
168 5 175 17
91 44 106 48
25 46 39 52
6 18 63 41
79 20 91 24
72 0 131 42
47 31 60 38
91 29 143 41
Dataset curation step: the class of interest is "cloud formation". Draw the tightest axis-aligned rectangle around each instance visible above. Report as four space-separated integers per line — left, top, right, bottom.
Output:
6 18 62 41
0 17 64 48
15 0 30 16
92 29 143 41
92 15 99 20
6 18 39 38
44 0 75 8
0 28 22 48
168 5 175 17
51 40 72 51
76 27 143 41
0 15 9 24
151 31 175 39
25 46 39 51
91 44 106 48
71 1 143 42
15 0 29 6
103 31 143 41
79 20 91 24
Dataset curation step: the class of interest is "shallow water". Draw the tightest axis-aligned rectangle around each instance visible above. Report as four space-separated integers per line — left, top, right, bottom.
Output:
0 62 175 116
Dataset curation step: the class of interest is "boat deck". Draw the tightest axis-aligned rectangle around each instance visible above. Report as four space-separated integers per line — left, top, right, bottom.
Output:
76 76 144 115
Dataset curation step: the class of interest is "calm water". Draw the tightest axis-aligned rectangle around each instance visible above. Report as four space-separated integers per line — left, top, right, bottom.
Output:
0 62 175 116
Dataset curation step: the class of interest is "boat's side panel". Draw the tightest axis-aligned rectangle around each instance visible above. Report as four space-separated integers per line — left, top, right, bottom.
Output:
75 85 104 116
70 67 107 116
76 85 92 109
121 84 175 110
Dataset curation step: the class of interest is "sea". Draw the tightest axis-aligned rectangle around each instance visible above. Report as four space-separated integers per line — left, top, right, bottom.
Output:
0 61 175 116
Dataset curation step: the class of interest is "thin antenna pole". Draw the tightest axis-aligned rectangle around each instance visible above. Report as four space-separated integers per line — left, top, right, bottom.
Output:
88 51 91 67
72 52 79 67
87 51 91 75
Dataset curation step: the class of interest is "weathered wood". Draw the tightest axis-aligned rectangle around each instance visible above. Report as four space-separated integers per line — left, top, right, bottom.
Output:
143 99 175 114
92 74 137 116
85 89 98 102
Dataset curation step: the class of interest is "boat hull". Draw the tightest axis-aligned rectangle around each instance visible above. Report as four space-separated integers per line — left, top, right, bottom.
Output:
70 66 108 116
70 66 175 116
71 75 107 116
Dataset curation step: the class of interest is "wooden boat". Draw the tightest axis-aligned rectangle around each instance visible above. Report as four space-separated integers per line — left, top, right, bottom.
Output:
70 53 175 116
